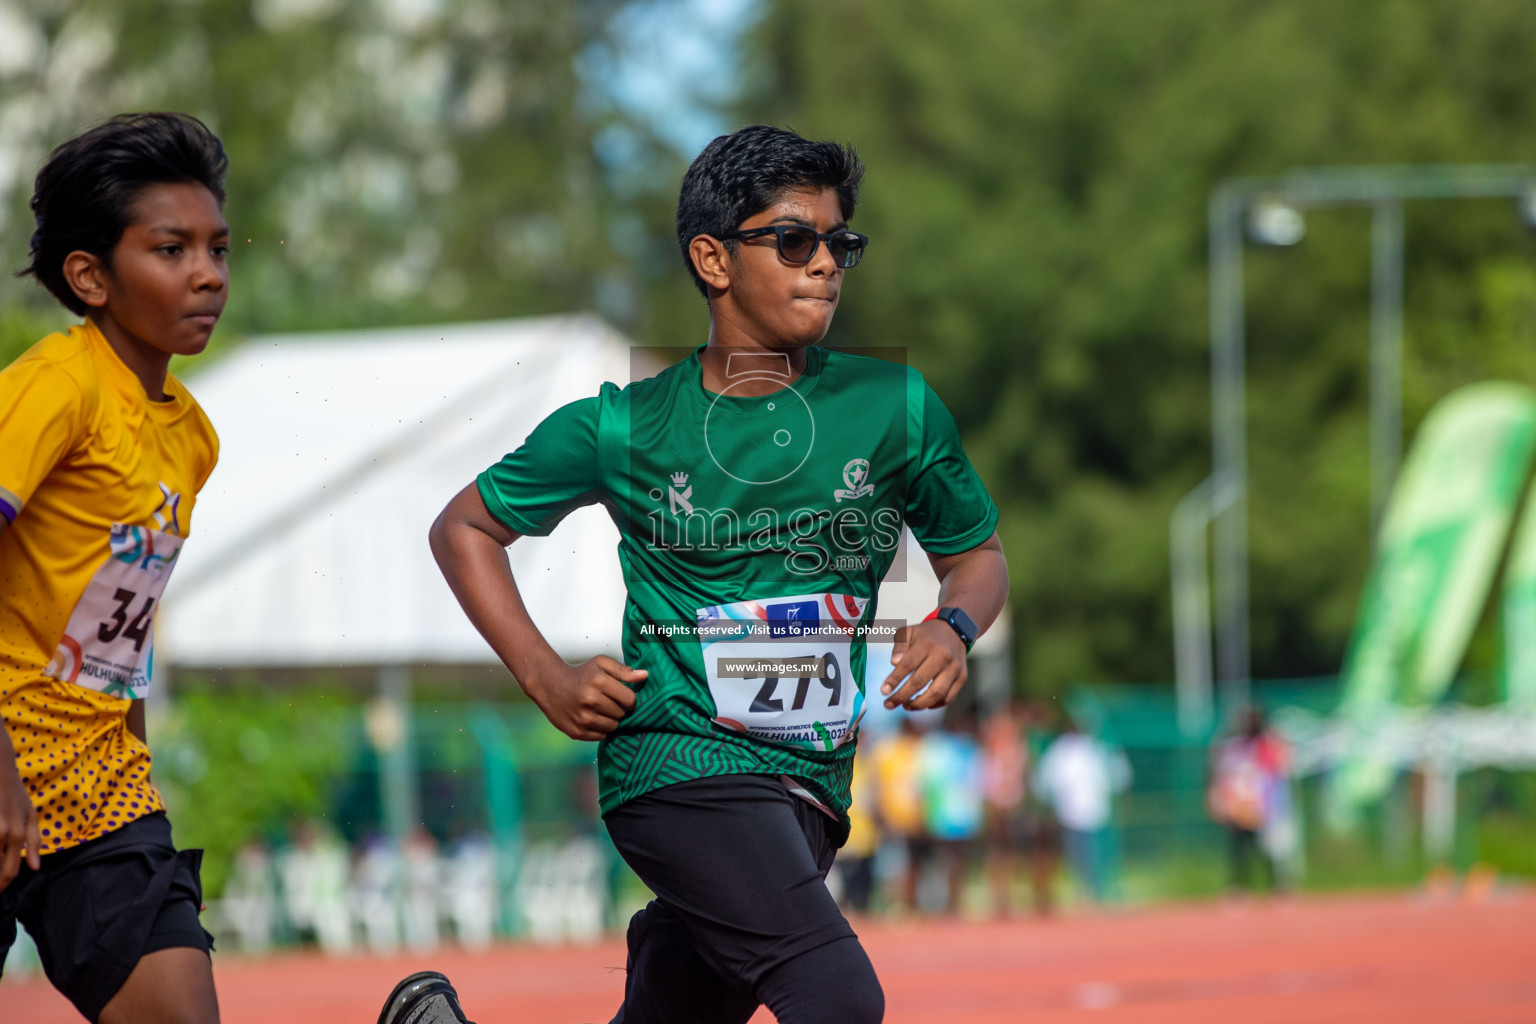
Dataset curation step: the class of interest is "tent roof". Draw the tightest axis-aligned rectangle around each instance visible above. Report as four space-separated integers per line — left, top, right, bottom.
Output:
161 315 1005 669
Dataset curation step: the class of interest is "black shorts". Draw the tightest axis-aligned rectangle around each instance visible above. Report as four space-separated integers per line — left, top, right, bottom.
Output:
604 774 856 992
0 811 213 1023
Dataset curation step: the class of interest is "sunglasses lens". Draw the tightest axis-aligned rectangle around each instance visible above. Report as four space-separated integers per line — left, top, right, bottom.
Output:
829 232 865 268
777 227 818 263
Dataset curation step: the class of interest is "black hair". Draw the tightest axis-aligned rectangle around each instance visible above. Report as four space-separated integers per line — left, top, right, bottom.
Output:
18 112 228 316
675 124 864 297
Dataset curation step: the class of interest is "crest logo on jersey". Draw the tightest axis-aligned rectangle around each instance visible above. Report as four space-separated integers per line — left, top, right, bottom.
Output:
668 471 694 515
833 459 874 503
151 481 182 534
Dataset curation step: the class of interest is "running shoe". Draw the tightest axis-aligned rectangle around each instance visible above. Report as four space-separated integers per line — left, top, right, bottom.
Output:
377 970 476 1024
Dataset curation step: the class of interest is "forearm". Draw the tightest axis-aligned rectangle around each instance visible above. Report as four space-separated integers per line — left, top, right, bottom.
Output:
882 533 1009 709
932 533 1009 638
429 515 566 696
0 713 41 882
127 699 146 745
0 720 19 774
430 484 641 740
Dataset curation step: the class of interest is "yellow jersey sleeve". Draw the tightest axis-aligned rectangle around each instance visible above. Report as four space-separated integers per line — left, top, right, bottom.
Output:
179 384 220 495
0 356 85 525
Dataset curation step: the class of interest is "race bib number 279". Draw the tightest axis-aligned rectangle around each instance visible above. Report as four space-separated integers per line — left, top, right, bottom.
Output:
46 524 183 700
698 593 869 752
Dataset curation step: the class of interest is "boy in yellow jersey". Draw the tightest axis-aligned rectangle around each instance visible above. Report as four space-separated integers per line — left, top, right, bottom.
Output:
0 113 228 1024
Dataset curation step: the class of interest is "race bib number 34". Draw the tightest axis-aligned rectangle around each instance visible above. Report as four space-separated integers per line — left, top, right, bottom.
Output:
46 524 183 700
698 593 868 752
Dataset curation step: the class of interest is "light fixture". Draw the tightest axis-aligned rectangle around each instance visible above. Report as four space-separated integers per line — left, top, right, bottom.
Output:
1247 198 1306 247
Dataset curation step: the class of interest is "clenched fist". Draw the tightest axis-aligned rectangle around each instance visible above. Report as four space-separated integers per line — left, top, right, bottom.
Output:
526 655 645 741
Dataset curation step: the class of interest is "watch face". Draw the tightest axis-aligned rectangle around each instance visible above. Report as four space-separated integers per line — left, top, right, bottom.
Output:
942 607 978 647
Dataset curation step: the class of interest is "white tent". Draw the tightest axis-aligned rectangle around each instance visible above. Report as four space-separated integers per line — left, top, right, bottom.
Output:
161 314 1006 673
162 314 636 667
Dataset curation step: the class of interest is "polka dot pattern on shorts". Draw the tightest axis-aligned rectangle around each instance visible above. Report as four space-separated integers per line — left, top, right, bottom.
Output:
3 672 162 856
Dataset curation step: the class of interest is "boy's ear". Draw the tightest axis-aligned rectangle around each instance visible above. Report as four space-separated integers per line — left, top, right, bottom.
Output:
61 250 110 310
689 234 732 294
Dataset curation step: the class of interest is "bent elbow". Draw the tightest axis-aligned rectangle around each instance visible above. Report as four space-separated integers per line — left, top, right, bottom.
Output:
427 509 452 565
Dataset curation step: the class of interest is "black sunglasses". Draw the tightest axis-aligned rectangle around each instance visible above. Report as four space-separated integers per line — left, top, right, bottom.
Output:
725 224 869 268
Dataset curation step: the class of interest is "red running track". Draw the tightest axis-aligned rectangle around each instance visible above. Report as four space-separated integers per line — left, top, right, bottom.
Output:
3 892 1533 1022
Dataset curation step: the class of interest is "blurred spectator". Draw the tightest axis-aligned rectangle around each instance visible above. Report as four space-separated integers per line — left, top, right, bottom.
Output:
559 834 609 943
516 835 608 945
353 833 404 953
1020 703 1063 916
1208 708 1294 894
402 827 442 951
208 821 624 955
870 716 926 912
837 740 881 915
1034 718 1131 905
278 819 353 952
917 710 985 916
220 839 277 952
443 829 498 950
980 704 1029 917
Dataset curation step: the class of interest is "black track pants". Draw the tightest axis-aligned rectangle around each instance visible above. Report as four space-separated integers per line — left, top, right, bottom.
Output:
605 774 883 1024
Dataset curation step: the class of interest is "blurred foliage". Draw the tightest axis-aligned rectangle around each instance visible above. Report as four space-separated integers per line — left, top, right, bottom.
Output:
0 0 656 335
152 678 358 896
739 0 1536 690
1469 769 1536 878
0 306 62 367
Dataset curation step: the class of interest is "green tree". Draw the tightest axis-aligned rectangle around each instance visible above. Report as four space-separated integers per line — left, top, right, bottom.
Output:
738 0 1536 690
0 0 635 338
151 679 357 897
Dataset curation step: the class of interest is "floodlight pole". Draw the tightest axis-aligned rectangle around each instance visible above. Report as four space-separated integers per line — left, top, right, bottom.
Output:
378 664 418 843
1209 186 1250 713
1177 165 1536 733
1370 199 1404 532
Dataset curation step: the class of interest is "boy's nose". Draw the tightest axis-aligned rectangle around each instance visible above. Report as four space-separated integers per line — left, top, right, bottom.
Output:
191 254 226 290
807 239 839 277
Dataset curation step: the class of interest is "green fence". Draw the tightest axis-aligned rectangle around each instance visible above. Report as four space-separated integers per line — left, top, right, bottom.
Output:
334 701 599 847
1066 678 1536 898
156 679 1536 939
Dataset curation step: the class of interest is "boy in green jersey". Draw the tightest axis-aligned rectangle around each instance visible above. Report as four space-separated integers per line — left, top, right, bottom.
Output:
385 125 1008 1024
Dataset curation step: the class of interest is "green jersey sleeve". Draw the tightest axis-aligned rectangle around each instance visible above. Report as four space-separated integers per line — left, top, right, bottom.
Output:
476 396 604 536
905 371 1000 555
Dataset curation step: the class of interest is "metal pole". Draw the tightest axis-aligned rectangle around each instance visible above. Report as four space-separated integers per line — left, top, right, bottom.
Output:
1171 476 1215 736
1422 755 1457 864
378 664 418 842
1369 200 1405 532
1210 187 1251 709
1178 167 1535 729
1172 474 1241 735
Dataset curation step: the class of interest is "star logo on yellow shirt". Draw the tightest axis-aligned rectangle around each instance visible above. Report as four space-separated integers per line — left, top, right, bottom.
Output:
151 481 182 534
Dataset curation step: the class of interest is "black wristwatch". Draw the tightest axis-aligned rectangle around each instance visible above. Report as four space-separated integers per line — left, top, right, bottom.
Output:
934 606 978 653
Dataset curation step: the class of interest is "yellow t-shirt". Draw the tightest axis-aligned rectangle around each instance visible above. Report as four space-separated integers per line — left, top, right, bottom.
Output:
0 320 217 855
843 750 880 858
870 731 924 838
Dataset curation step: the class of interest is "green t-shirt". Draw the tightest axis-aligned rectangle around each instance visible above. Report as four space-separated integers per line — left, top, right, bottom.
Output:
477 344 998 834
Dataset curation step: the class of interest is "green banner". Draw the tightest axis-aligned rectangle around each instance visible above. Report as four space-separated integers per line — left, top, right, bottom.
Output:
1503 491 1536 710
1330 382 1536 820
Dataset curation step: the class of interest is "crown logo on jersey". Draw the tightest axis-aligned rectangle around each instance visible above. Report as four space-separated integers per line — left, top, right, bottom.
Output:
668 471 694 516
